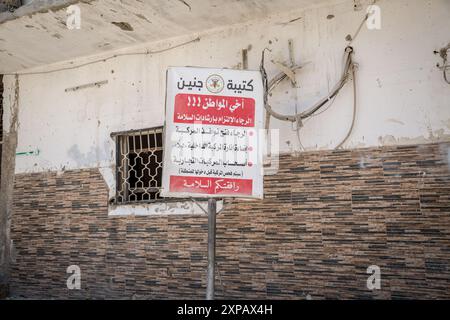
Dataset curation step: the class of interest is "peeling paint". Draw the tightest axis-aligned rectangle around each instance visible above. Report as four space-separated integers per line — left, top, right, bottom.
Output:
378 130 450 147
67 142 109 168
111 21 133 31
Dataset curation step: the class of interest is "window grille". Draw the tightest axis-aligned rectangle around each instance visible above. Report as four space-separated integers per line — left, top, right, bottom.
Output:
112 127 164 204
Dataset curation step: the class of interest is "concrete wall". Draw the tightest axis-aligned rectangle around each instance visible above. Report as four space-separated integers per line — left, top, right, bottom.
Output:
2 0 449 176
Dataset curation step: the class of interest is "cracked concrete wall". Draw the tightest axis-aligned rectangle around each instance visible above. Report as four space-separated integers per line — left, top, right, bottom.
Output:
0 74 19 298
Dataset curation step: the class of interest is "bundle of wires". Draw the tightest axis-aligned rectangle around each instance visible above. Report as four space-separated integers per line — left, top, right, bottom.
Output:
260 46 357 149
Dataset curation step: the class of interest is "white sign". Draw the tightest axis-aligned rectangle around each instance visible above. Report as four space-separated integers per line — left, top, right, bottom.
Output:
161 67 264 199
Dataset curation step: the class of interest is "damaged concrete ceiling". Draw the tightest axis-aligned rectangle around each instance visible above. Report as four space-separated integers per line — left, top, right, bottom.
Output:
0 0 325 74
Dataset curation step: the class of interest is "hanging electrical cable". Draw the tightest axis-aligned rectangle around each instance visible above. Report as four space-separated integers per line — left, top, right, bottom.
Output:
260 0 387 151
260 46 355 123
335 60 357 149
262 46 357 150
260 46 357 149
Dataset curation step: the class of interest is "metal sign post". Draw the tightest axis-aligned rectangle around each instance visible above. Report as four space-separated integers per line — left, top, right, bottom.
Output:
161 67 264 300
206 198 217 300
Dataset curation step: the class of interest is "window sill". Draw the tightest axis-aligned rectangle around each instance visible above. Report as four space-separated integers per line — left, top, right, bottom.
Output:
108 200 223 216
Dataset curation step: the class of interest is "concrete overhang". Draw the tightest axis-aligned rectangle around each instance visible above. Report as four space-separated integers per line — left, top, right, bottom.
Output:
0 0 327 74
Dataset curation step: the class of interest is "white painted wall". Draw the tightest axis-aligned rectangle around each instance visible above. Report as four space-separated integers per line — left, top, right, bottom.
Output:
3 0 450 177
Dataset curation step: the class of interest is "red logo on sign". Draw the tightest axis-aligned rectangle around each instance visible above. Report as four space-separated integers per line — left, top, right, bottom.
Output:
170 176 253 196
174 93 255 127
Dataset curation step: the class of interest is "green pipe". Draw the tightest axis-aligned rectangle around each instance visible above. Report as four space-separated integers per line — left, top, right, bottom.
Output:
16 149 40 156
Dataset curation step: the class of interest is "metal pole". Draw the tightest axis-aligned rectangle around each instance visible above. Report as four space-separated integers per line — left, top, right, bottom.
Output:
206 198 217 300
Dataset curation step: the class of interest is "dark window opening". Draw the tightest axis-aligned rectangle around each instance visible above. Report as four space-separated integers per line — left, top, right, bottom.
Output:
112 127 164 204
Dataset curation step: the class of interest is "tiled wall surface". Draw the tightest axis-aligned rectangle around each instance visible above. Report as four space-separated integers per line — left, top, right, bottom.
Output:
9 142 450 299
0 74 3 179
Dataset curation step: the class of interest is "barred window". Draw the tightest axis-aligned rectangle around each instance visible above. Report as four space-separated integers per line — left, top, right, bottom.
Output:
112 127 164 204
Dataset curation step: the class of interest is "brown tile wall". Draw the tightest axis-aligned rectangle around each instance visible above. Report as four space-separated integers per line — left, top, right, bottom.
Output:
1 74 3 179
9 142 450 299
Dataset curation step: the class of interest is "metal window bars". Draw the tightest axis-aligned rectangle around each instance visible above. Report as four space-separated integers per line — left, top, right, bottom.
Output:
112 127 164 204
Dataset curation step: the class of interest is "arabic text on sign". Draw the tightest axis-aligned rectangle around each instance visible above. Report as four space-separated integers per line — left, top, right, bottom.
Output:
174 94 255 127
170 176 252 195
